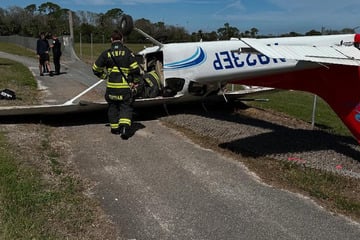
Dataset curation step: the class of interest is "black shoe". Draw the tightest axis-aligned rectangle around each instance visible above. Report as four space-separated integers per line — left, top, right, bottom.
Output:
120 126 129 140
111 128 120 135
40 73 44 76
49 71 54 77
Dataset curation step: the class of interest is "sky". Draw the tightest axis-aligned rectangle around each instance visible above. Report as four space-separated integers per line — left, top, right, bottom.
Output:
1 0 360 35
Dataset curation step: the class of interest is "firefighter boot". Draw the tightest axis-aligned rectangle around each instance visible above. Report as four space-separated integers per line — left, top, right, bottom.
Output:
120 125 130 140
111 128 120 135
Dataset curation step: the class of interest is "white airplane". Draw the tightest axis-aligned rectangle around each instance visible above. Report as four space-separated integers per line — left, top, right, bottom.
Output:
117 14 360 143
1 14 360 144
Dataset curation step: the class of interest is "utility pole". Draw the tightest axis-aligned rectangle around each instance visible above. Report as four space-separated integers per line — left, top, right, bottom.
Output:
68 10 74 44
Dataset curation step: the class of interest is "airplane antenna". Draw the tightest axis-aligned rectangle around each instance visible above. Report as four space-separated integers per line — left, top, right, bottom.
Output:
219 82 228 103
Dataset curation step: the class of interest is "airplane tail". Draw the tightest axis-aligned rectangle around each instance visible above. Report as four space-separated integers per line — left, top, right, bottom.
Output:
234 65 360 143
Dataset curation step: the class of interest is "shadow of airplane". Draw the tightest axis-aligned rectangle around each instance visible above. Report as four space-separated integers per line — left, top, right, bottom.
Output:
1 100 359 161
165 100 360 163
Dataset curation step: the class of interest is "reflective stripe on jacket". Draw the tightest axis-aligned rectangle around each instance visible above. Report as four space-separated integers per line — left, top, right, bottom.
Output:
92 42 140 90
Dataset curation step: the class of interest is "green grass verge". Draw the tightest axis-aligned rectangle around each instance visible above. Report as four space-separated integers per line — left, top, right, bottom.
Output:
0 128 98 239
0 45 107 238
245 90 352 137
255 158 360 218
0 42 36 58
0 57 39 105
0 134 60 239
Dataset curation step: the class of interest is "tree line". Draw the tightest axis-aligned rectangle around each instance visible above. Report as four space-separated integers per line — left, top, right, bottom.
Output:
0 2 356 43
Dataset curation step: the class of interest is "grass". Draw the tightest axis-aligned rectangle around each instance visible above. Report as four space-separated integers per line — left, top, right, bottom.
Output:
0 57 40 105
0 43 109 238
0 127 102 239
0 42 36 58
256 157 360 216
246 157 360 220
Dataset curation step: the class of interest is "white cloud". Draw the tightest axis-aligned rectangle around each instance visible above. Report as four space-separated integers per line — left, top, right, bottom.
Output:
215 0 245 15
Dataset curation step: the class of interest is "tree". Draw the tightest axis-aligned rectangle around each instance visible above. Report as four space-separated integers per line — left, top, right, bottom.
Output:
104 8 123 25
38 2 61 15
193 30 218 41
0 2 357 42
340 28 355 34
305 29 322 36
24 4 36 15
127 18 153 43
5 7 24 35
250 27 258 38
75 22 97 43
217 23 240 40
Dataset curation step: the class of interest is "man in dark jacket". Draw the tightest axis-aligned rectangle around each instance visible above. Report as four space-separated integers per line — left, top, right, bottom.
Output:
92 30 140 139
36 32 52 76
51 34 62 75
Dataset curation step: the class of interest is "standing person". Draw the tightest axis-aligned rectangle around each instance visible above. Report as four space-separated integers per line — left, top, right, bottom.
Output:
36 32 53 76
51 34 62 75
92 30 140 139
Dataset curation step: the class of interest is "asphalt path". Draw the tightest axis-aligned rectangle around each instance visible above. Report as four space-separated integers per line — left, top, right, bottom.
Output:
2 52 360 239
63 120 359 240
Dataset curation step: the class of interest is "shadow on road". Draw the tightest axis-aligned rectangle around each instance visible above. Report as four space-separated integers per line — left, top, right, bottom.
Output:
1 100 359 161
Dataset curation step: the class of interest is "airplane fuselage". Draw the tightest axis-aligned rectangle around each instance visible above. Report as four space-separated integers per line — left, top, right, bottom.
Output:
137 33 360 143
139 34 356 99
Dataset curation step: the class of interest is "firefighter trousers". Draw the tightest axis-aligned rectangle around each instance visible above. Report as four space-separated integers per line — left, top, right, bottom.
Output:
105 89 133 130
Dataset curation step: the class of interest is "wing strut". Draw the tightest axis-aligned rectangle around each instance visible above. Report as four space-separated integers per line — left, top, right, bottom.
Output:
64 79 104 105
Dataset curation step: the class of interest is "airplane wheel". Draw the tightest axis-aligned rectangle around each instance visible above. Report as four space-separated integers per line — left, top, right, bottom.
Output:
119 14 134 36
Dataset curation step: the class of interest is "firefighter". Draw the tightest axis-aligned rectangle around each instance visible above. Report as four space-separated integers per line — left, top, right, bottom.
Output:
92 30 140 139
135 70 162 98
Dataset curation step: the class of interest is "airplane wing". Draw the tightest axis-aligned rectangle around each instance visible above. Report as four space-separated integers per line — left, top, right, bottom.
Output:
240 38 360 66
0 95 186 116
0 101 107 116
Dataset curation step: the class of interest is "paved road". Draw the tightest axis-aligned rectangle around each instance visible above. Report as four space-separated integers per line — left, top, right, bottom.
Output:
62 120 360 240
2 52 360 239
